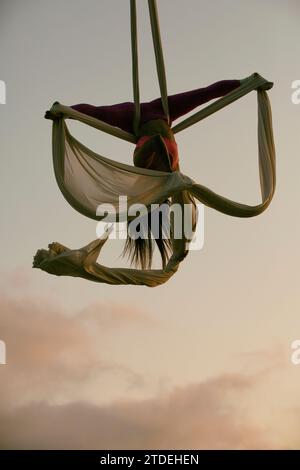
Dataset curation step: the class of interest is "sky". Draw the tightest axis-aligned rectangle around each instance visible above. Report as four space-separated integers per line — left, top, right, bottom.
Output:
0 0 300 449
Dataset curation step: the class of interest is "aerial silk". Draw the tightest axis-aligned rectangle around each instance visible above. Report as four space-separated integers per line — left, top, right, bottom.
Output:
33 0 276 287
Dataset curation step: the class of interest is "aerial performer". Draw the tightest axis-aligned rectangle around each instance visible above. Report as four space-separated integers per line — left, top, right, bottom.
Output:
68 79 243 269
33 0 276 287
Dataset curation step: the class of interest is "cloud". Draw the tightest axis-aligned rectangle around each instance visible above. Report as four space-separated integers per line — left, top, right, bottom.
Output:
0 373 285 450
0 284 299 450
0 287 152 409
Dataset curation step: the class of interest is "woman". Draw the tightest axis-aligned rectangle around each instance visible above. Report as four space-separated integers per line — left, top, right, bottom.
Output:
49 79 242 269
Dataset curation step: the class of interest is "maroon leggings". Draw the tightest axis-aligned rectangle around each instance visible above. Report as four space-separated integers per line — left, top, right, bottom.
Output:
71 79 240 134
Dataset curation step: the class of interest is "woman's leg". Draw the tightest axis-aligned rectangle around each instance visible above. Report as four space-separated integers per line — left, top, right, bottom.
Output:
143 79 241 122
70 102 135 134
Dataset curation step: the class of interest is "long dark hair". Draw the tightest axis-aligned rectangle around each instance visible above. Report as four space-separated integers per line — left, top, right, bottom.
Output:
122 199 173 269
